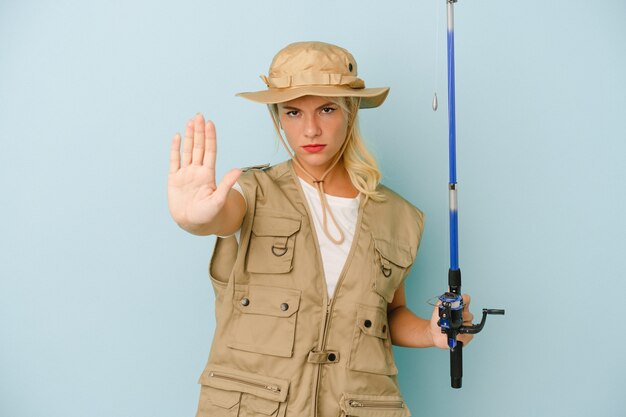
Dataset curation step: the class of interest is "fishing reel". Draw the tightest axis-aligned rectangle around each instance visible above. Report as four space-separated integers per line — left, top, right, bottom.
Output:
437 293 505 350
437 270 505 388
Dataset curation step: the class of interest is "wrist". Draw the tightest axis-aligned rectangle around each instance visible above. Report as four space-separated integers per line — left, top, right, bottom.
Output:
426 321 437 348
177 219 215 236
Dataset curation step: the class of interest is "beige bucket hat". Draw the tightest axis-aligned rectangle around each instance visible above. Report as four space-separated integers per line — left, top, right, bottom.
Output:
236 41 389 109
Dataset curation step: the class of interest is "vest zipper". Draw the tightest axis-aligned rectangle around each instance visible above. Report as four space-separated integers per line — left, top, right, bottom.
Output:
321 302 332 346
312 201 366 417
312 301 331 417
293 159 367 417
208 371 281 394
348 399 405 409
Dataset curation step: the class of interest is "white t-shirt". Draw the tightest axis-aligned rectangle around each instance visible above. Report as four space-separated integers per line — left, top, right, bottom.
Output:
229 178 359 299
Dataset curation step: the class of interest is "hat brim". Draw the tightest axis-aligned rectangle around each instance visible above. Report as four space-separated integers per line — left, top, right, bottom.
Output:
236 85 389 109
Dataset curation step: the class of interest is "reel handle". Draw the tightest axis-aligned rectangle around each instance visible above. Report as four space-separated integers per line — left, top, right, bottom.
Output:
460 308 506 334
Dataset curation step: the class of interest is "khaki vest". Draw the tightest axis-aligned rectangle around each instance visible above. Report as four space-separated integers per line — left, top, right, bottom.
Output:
196 160 424 417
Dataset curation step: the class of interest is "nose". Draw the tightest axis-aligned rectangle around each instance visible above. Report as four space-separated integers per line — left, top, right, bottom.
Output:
304 114 321 138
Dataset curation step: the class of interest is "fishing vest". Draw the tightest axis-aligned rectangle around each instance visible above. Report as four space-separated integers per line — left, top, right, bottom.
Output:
195 160 424 417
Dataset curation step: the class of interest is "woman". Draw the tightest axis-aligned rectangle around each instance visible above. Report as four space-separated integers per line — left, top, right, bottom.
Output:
168 41 473 417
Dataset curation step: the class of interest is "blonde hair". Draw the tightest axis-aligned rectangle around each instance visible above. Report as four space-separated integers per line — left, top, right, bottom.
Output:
270 97 385 203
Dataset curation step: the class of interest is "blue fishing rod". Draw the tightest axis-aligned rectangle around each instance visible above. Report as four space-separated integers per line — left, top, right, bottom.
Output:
436 0 505 389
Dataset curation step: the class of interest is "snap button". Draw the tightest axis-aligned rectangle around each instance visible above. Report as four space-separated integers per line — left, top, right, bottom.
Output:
241 298 250 306
364 319 372 328
327 353 336 362
280 303 289 311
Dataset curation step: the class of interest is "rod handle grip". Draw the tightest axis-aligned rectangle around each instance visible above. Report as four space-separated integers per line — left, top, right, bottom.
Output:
450 340 463 389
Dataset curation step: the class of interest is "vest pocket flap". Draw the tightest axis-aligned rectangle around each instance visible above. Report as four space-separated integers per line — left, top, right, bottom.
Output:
199 364 290 403
252 215 301 237
205 386 241 409
356 304 389 340
234 285 301 318
247 395 280 415
373 237 413 268
340 393 410 417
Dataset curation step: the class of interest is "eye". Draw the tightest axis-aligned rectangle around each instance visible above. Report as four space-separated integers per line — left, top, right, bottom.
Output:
285 110 299 117
320 106 336 114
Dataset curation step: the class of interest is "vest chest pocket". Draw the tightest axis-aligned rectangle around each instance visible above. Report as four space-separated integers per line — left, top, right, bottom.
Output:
372 237 414 303
348 304 397 376
197 365 290 417
246 215 301 274
228 285 301 358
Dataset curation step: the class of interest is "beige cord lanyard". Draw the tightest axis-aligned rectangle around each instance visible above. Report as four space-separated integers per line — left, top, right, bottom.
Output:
267 99 361 245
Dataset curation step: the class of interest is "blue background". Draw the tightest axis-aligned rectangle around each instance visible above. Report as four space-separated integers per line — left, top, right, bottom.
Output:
1 0 624 416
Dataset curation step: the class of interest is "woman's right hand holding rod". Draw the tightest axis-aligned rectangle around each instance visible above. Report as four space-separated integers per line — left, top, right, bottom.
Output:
168 113 244 236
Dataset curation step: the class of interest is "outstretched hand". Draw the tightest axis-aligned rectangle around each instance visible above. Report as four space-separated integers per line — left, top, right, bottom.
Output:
168 113 241 230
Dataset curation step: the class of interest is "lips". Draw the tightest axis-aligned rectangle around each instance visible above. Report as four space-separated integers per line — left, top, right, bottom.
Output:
302 144 326 153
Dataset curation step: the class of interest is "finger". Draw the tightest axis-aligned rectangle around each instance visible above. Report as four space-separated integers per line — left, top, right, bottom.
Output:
212 168 242 203
458 333 474 346
192 113 205 165
462 293 471 309
463 312 474 324
462 294 473 324
203 120 217 181
181 119 194 167
169 133 181 174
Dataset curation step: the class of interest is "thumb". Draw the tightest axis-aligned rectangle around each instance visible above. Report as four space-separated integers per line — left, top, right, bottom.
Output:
213 168 242 202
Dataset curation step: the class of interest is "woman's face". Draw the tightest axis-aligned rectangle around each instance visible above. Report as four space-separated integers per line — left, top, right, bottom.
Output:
277 95 349 174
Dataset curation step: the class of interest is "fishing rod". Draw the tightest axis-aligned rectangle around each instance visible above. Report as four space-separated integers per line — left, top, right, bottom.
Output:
435 0 505 389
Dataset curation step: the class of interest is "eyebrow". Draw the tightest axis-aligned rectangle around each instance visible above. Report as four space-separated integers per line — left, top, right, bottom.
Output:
280 102 337 111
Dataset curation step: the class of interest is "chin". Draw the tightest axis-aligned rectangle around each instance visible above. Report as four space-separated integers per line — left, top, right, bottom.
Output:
297 154 333 166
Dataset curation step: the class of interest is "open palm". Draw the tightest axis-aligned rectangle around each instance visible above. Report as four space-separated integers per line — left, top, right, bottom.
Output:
168 114 241 229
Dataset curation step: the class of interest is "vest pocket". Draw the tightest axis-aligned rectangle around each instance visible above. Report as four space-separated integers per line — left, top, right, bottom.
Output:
372 237 414 303
339 392 411 417
228 285 301 357
196 386 240 416
197 365 289 417
348 304 398 375
247 215 301 274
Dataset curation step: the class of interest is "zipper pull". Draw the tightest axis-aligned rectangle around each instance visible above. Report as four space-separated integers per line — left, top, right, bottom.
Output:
349 400 363 407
